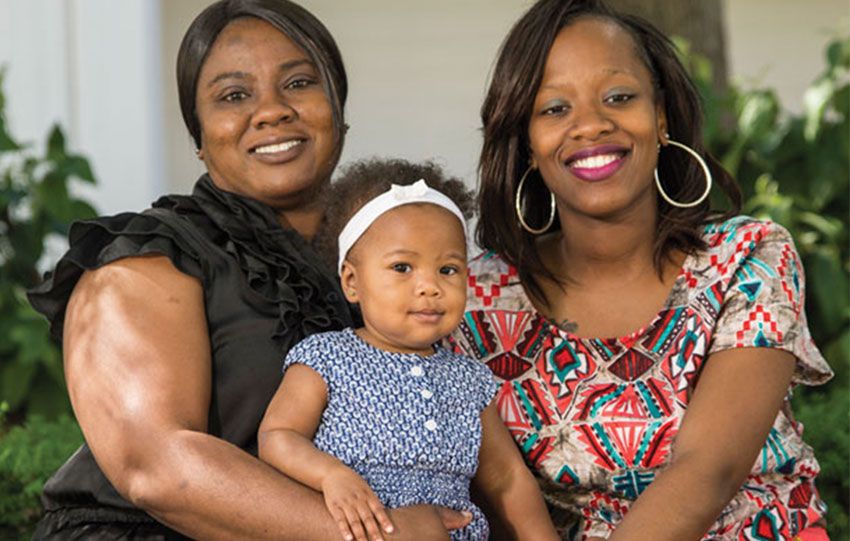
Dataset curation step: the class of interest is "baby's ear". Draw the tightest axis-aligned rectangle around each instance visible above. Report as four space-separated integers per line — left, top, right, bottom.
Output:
340 260 359 303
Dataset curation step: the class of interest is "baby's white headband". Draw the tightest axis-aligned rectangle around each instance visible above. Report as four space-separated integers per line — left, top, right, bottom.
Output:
337 179 466 275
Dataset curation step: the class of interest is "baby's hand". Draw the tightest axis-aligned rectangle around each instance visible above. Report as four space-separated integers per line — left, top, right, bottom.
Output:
322 464 394 541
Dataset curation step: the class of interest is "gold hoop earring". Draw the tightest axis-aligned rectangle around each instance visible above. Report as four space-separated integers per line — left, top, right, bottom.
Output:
515 166 555 234
654 138 713 208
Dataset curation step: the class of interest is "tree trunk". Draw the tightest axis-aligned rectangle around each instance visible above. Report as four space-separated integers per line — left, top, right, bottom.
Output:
606 0 729 96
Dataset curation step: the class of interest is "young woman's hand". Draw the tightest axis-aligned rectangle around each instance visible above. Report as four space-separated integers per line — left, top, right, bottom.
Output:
322 464 394 541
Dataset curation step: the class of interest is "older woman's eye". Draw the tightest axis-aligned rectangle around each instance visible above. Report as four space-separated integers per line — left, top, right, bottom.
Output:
391 263 412 273
285 77 317 90
222 90 248 103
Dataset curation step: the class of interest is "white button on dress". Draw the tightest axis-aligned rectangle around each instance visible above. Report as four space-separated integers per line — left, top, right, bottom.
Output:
424 419 438 431
421 389 434 399
410 365 424 377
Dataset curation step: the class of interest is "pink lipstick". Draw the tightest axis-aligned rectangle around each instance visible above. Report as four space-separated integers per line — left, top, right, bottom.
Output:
565 144 629 182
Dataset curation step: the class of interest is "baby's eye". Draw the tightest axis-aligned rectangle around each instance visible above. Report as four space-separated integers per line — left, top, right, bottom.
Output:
440 265 459 276
391 263 412 273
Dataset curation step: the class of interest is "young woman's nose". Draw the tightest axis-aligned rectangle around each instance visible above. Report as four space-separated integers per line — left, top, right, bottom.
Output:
252 91 297 129
567 103 614 140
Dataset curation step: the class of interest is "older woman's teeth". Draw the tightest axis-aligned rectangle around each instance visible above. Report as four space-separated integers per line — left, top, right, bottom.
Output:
255 140 302 154
572 154 619 169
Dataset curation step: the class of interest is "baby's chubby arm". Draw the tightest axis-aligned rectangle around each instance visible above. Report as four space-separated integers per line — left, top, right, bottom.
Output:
258 364 394 541
473 403 560 541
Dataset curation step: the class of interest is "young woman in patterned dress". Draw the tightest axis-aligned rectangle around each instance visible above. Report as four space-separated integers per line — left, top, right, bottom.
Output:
449 1 833 540
258 159 560 541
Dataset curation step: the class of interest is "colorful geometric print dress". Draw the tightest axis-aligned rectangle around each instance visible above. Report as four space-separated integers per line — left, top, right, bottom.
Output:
282 328 499 541
448 217 833 540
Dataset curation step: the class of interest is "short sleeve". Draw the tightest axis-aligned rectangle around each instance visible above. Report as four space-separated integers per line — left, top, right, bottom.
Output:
708 221 832 385
27 211 204 343
281 333 335 385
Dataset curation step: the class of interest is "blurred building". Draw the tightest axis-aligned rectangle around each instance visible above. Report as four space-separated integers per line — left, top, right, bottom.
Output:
0 0 847 215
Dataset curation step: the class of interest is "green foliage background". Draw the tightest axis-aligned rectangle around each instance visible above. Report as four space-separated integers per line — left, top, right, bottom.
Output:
681 36 850 538
0 68 92 538
0 36 847 539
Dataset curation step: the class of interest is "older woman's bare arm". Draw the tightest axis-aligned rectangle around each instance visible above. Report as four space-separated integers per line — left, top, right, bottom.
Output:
64 255 467 540
63 255 343 539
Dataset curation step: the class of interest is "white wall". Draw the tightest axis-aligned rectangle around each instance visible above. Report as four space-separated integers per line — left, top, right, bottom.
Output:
2 0 847 216
301 0 531 190
725 0 848 114
0 0 164 215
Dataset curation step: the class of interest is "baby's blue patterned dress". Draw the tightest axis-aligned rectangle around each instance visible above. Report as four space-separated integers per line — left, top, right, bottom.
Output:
283 327 499 541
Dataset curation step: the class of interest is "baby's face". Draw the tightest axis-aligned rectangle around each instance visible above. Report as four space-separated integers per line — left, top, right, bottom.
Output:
342 203 467 355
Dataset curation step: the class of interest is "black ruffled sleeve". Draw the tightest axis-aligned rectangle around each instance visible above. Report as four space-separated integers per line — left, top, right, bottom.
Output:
28 210 204 343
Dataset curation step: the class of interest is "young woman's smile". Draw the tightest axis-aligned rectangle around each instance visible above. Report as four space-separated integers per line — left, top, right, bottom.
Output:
528 17 667 219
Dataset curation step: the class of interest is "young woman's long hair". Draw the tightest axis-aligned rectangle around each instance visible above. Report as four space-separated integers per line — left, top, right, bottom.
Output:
477 0 741 304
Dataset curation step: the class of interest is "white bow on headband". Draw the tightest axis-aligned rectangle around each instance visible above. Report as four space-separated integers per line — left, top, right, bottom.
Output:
337 179 466 275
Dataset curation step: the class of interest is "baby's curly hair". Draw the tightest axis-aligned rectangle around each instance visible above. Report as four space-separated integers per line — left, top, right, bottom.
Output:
316 157 474 271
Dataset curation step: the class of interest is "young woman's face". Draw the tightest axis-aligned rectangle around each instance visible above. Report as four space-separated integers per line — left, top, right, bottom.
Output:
341 204 468 356
527 17 667 221
195 17 338 212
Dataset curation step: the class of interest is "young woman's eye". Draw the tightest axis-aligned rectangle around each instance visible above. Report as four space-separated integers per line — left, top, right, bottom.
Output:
542 103 568 116
222 90 248 103
440 265 460 276
391 263 412 273
605 93 635 105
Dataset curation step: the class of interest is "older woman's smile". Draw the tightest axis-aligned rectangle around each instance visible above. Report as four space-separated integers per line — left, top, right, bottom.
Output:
251 138 304 155
196 18 338 213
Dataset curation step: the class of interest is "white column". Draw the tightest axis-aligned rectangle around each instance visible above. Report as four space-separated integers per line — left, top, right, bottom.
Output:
0 0 72 148
0 0 165 215
69 0 165 213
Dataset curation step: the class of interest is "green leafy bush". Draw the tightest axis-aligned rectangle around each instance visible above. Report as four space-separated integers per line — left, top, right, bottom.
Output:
683 36 850 538
0 407 84 539
0 69 98 420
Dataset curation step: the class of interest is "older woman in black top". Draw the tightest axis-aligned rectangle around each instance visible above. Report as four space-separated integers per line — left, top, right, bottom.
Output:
29 1 470 539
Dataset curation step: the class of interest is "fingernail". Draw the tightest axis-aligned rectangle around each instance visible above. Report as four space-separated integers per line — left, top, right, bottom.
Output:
462 510 473 518
385 525 394 533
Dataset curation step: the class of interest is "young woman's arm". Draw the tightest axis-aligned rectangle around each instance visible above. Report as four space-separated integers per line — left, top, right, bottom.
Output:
64 255 464 540
608 347 795 540
258 364 395 541
473 403 560 540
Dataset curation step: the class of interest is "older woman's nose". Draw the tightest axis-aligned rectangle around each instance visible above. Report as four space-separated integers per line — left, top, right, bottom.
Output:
252 93 297 128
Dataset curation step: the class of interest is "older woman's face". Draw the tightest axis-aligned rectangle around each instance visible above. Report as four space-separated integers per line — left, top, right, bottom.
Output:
528 17 667 221
195 17 338 211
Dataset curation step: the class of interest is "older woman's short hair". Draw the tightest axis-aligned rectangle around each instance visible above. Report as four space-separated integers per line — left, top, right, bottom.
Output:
177 0 348 150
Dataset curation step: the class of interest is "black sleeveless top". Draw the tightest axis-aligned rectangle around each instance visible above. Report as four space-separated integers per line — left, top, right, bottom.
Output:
27 176 354 539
